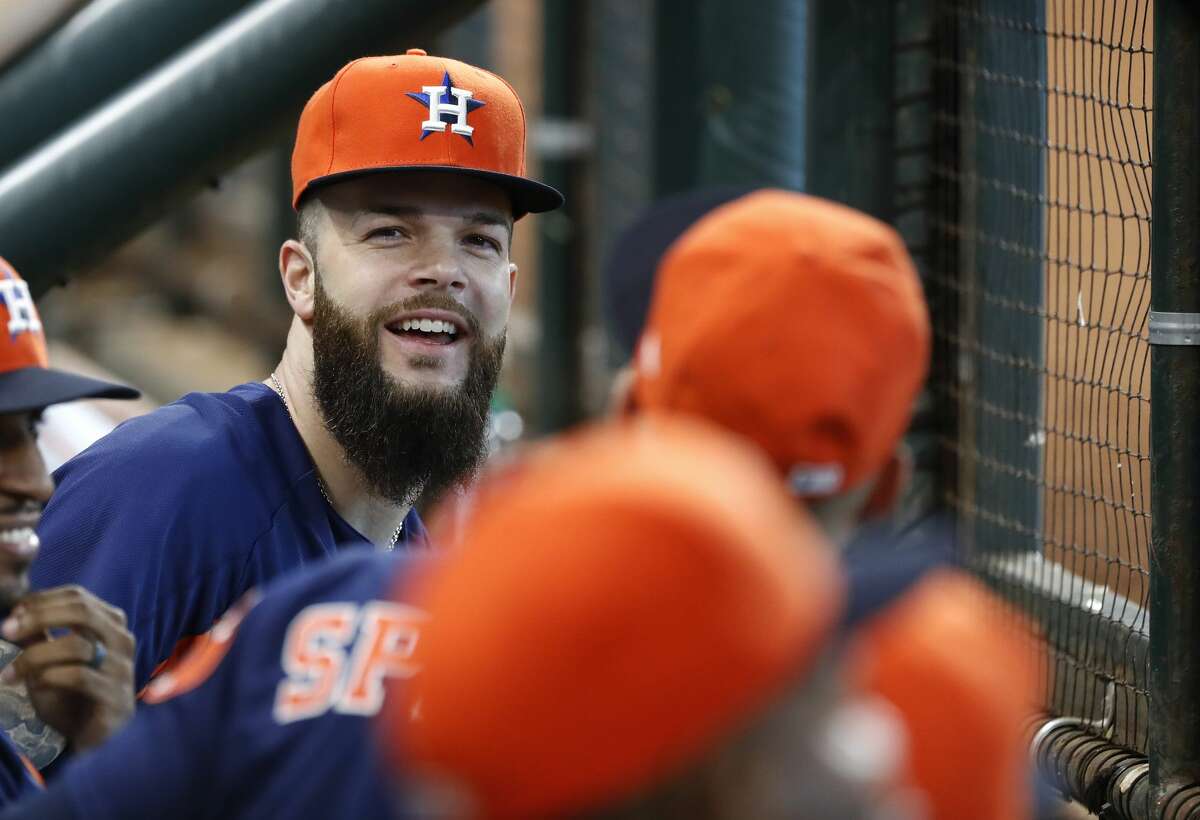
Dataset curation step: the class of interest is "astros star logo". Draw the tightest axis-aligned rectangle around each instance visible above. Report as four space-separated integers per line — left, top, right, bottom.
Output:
0 263 39 338
406 71 486 145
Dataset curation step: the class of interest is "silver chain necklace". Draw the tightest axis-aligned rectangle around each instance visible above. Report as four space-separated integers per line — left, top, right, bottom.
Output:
269 373 403 551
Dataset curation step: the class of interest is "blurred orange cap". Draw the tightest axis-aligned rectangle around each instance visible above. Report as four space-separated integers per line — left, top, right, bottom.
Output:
292 50 562 215
384 417 843 818
632 190 930 509
850 570 1039 820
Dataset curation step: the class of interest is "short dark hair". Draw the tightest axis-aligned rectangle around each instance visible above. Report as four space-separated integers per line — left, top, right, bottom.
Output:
297 197 323 255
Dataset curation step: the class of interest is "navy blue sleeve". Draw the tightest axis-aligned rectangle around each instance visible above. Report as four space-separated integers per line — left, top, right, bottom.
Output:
0 788 73 820
18 595 260 820
8 552 416 820
838 514 956 631
32 403 270 688
0 741 41 811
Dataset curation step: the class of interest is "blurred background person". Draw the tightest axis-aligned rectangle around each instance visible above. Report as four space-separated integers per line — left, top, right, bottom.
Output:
0 258 138 782
388 417 918 820
0 418 896 820
610 189 1042 820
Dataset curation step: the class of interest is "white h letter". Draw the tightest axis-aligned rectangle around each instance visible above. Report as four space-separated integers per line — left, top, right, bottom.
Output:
421 85 476 138
0 280 41 336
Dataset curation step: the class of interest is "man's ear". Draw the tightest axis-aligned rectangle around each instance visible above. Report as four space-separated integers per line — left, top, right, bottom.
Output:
280 239 317 322
507 262 519 300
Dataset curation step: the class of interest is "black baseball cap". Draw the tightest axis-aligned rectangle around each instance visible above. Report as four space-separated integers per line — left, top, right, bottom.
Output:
602 187 757 359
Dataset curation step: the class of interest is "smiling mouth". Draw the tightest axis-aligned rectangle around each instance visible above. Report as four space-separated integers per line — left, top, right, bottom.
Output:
385 318 463 346
0 527 38 560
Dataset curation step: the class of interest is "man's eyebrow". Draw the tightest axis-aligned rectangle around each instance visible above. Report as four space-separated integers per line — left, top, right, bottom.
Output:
463 210 511 230
356 204 423 220
356 204 511 230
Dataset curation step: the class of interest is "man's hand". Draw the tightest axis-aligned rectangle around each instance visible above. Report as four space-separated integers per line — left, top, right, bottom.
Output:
0 585 135 751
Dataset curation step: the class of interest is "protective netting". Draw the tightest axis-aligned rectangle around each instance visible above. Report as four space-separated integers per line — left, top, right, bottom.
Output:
920 0 1153 754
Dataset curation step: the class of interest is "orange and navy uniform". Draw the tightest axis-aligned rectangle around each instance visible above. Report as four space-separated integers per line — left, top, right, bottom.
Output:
2 550 426 820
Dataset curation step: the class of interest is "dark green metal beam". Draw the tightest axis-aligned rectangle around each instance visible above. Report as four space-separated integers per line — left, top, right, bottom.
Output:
1149 0 1200 811
695 0 807 190
0 0 485 296
651 0 703 197
804 0 895 218
590 0 653 367
653 0 808 196
0 0 253 172
536 0 586 433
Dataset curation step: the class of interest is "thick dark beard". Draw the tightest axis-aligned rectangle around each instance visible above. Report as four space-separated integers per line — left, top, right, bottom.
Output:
311 276 504 508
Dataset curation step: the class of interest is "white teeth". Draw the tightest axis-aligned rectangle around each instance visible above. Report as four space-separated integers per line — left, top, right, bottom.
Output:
0 528 35 543
396 318 459 337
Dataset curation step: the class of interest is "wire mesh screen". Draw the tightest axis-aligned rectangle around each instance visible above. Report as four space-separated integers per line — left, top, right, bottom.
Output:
920 0 1154 754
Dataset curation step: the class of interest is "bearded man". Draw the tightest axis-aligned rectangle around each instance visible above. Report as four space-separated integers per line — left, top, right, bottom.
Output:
31 50 562 691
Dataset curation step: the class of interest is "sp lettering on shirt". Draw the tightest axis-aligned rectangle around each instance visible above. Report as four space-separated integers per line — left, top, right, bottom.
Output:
273 601 427 724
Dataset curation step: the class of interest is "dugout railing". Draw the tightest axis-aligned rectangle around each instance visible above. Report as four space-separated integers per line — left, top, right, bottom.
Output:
805 0 1200 817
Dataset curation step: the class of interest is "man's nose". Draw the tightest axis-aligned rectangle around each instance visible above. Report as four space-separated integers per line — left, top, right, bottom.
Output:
405 245 467 291
0 441 53 507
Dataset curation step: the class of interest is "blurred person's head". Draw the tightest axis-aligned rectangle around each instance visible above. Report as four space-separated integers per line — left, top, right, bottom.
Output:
381 418 918 820
279 51 561 504
611 190 930 546
606 193 1036 820
602 187 755 362
848 571 1039 820
0 259 137 611
588 681 919 820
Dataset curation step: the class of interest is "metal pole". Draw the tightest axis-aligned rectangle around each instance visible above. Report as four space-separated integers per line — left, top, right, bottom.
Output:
536 0 585 433
0 0 485 296
1149 0 1200 811
804 0 895 218
696 0 808 190
654 0 809 196
0 0 254 172
925 0 961 528
651 0 703 197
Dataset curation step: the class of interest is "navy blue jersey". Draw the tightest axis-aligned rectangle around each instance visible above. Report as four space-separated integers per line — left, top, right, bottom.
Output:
0 739 40 808
2 550 423 820
32 382 427 689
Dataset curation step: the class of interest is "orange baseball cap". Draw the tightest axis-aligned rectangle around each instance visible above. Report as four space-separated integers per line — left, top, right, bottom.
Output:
382 417 843 818
291 50 563 216
0 257 137 413
849 571 1039 820
631 190 930 512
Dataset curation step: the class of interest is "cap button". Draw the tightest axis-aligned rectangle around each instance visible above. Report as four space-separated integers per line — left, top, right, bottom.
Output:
405 48 428 56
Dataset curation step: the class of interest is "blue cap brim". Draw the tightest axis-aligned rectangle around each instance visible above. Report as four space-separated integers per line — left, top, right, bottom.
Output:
0 367 138 414
301 165 564 218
